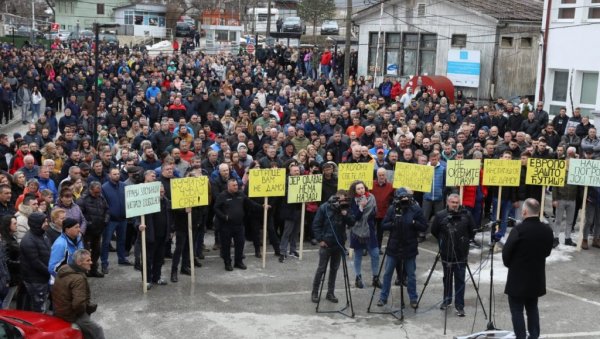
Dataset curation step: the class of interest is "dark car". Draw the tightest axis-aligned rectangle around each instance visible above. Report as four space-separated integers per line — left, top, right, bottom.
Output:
282 17 306 35
99 33 119 48
175 22 194 37
0 310 83 338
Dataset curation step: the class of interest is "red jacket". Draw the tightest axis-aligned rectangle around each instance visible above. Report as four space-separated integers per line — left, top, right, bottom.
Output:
462 169 487 208
371 180 395 219
9 150 26 175
391 82 402 100
320 51 332 66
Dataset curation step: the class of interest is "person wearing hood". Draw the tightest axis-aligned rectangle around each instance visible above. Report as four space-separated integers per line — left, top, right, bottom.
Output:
278 141 296 164
377 188 428 308
19 212 51 312
52 249 105 339
48 217 84 280
15 194 38 243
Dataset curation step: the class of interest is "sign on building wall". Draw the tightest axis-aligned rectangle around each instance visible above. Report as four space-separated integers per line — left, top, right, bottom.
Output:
447 49 481 88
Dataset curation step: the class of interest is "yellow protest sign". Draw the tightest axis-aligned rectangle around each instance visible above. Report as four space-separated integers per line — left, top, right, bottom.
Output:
170 176 210 209
526 158 566 187
446 160 481 186
249 168 286 197
338 162 375 189
483 159 521 187
393 162 433 192
287 174 322 203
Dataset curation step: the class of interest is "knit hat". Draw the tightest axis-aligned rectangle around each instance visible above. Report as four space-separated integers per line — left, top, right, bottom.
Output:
237 143 247 151
28 212 47 231
62 218 79 231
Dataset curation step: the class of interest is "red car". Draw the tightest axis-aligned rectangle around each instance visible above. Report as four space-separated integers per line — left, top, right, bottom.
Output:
0 310 83 338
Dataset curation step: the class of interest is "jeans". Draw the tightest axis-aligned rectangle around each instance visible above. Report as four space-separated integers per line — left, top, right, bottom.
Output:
380 256 417 303
553 200 575 239
491 198 512 239
101 220 127 268
22 281 48 313
31 103 40 121
508 295 540 339
422 200 444 234
312 247 342 294
442 262 466 308
304 61 312 78
280 219 299 254
353 246 380 278
583 202 600 239
75 312 105 339
320 64 330 79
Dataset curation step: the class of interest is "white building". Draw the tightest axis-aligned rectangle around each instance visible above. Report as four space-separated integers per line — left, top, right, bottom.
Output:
113 4 167 38
535 0 600 117
353 0 543 101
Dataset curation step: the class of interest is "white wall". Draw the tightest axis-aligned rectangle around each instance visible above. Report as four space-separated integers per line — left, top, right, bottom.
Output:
536 0 600 116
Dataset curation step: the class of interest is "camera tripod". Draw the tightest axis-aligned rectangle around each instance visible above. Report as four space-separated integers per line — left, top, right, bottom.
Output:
315 247 355 318
367 236 405 320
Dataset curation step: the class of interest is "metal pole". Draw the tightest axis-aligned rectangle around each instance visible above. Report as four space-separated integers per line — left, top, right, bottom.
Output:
373 1 384 88
266 0 272 38
343 0 352 85
93 23 100 148
31 0 35 43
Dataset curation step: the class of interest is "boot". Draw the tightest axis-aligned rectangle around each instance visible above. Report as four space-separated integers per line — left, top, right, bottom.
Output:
552 238 559 248
311 291 319 303
593 238 600 249
582 239 589 250
372 276 382 288
255 248 262 258
564 238 576 246
170 271 178 283
355 275 364 289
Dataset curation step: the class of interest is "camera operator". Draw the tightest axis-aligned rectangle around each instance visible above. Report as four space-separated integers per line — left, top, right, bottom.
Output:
431 193 476 317
503 198 553 339
310 190 355 304
377 188 427 308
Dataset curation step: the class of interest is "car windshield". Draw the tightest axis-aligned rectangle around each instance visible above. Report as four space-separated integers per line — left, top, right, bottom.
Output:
285 18 300 23
323 21 336 26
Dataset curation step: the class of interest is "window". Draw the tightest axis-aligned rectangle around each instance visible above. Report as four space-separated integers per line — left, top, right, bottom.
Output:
420 34 437 75
552 71 569 102
451 34 466 48
385 33 400 75
581 72 599 105
402 33 418 76
501 36 513 47
97 3 105 15
590 0 600 19
399 33 437 76
520 37 532 48
558 0 577 19
417 3 426 17
367 32 384 73
125 10 134 25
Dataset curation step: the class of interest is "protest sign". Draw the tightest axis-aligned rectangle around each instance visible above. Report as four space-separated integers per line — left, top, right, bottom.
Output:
525 158 566 187
393 163 433 192
288 175 322 203
446 160 481 186
482 159 521 187
125 182 162 218
249 168 286 198
171 176 210 209
567 159 600 187
338 163 375 189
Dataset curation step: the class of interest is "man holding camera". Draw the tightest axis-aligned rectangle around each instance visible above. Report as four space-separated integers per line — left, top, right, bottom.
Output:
52 249 105 339
377 188 428 308
311 190 355 303
431 193 476 317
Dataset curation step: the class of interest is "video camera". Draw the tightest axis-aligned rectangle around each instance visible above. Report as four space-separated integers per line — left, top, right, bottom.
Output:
329 195 350 212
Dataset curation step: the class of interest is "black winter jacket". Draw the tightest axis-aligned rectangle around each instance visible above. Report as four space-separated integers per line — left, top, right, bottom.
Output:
382 202 428 259
312 202 355 249
19 223 51 283
214 190 262 227
431 208 475 263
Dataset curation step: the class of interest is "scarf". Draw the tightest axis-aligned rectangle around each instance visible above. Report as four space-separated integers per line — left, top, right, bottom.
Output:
351 193 376 242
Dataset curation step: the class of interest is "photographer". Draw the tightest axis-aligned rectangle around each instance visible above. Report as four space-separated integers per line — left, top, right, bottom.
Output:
431 193 476 317
310 190 355 304
377 188 428 308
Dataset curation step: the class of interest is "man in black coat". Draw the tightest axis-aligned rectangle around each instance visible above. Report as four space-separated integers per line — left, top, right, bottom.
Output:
76 181 108 278
503 198 553 339
377 188 427 308
213 178 263 271
431 193 476 317
19 212 51 312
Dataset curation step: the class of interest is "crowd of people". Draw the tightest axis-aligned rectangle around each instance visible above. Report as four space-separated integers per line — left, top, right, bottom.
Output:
0 34 594 337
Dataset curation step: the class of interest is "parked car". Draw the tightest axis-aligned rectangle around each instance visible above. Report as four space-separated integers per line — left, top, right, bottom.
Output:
282 17 306 35
57 30 72 42
68 30 94 41
99 33 119 48
14 26 44 39
320 20 339 35
0 310 83 338
175 22 194 37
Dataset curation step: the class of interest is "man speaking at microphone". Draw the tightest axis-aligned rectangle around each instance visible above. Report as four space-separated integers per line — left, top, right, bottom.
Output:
503 198 553 339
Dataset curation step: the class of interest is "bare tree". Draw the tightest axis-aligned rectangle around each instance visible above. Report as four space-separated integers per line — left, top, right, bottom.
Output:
298 0 336 43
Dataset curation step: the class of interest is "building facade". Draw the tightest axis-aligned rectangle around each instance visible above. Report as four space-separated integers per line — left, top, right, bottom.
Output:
353 0 542 102
55 0 123 31
535 0 600 117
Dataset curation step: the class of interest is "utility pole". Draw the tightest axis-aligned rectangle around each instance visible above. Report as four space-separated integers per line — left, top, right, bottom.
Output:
266 0 272 37
343 0 352 86
31 0 35 42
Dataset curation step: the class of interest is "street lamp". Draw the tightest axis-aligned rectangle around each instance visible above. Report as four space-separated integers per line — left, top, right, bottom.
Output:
92 22 120 147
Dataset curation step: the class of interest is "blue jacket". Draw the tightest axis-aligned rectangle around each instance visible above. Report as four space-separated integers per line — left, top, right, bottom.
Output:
102 180 126 221
37 176 58 200
423 162 446 202
145 86 160 100
48 233 83 277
